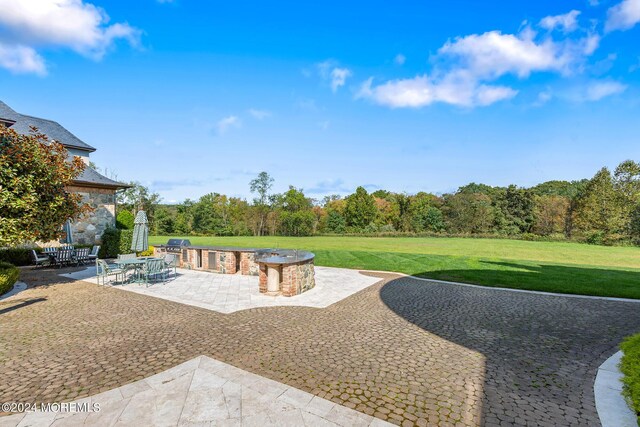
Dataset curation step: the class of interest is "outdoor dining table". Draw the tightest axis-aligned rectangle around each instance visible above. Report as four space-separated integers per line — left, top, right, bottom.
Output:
113 257 163 283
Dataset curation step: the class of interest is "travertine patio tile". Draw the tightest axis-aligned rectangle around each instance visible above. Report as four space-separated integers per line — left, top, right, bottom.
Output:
305 395 336 417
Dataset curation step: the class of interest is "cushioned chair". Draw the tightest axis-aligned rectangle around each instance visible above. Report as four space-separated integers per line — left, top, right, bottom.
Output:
31 250 49 268
87 245 100 262
75 248 90 265
163 254 178 278
142 259 166 287
96 259 125 285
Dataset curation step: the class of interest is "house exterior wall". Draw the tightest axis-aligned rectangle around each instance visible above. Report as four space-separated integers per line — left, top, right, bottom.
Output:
65 185 117 245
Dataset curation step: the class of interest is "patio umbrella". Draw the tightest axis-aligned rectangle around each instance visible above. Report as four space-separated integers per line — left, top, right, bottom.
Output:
63 219 73 244
131 210 149 253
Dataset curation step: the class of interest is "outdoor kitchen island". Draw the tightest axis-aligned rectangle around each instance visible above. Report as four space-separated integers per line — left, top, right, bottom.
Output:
154 243 316 297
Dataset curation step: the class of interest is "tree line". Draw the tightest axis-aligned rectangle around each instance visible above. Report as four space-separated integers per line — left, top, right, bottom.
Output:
120 160 640 246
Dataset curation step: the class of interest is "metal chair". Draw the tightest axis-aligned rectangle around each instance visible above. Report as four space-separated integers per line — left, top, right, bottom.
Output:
75 248 90 265
87 245 100 262
117 253 137 260
141 259 166 287
31 250 49 268
163 253 178 278
95 259 125 285
56 247 75 268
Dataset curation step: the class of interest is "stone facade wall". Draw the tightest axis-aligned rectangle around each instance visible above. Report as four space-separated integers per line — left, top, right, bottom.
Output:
280 261 316 297
66 186 116 245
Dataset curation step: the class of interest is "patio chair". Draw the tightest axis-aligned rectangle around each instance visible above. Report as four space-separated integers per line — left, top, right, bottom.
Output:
77 248 92 265
117 253 137 260
87 245 100 262
141 259 166 287
56 247 76 268
96 259 125 286
31 250 49 268
163 253 178 278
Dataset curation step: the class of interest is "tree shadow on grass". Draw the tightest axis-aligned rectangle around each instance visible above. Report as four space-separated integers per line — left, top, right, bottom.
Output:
417 260 640 300
379 266 640 425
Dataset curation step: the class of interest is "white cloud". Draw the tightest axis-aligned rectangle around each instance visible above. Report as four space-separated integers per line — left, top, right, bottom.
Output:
359 27 597 109
248 108 271 120
357 73 517 108
317 60 352 92
539 10 581 33
437 28 594 79
606 0 640 31
0 42 46 75
0 0 140 74
330 67 351 92
394 54 406 65
584 80 627 100
215 116 241 134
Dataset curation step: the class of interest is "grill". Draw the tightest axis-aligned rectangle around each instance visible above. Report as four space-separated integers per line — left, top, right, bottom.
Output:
165 238 191 253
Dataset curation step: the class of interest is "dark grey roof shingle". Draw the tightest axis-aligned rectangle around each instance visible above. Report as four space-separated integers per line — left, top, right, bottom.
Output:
74 167 130 189
0 100 96 152
1 100 128 189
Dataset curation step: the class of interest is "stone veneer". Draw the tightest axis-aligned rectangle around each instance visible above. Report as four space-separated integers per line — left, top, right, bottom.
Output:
156 245 315 297
258 261 316 297
66 185 116 245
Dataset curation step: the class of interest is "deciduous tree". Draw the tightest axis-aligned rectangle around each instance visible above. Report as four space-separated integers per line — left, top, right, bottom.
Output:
0 127 89 246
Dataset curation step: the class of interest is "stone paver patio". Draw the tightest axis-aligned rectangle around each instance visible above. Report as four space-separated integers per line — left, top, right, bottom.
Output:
61 266 381 313
2 355 392 427
1 266 640 426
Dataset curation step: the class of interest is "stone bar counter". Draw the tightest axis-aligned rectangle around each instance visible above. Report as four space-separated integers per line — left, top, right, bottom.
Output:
153 245 315 297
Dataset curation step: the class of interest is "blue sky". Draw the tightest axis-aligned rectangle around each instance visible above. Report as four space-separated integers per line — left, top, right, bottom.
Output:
1 0 639 203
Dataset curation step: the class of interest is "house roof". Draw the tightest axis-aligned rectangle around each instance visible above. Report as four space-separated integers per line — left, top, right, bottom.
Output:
0 100 96 153
74 167 131 190
1 100 129 190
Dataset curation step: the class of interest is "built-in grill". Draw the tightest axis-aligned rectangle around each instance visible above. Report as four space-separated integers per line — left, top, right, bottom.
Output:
164 238 191 253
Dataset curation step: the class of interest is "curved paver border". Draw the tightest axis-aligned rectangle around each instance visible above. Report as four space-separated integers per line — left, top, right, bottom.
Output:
595 351 637 427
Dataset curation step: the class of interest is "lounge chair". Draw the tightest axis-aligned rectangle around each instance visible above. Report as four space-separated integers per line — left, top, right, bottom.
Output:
96 259 125 285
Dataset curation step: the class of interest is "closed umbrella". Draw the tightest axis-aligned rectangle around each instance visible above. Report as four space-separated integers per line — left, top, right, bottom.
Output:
131 211 149 253
63 219 73 244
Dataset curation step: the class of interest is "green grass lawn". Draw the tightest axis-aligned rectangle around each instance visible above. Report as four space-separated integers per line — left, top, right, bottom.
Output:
149 235 640 299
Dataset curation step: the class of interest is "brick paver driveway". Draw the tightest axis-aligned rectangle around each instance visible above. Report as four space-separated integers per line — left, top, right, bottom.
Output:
1 268 640 426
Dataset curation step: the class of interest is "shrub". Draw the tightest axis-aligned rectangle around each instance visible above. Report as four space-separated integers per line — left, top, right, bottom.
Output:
98 228 138 258
116 210 135 230
0 248 35 266
0 261 19 296
620 333 640 424
138 246 155 257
